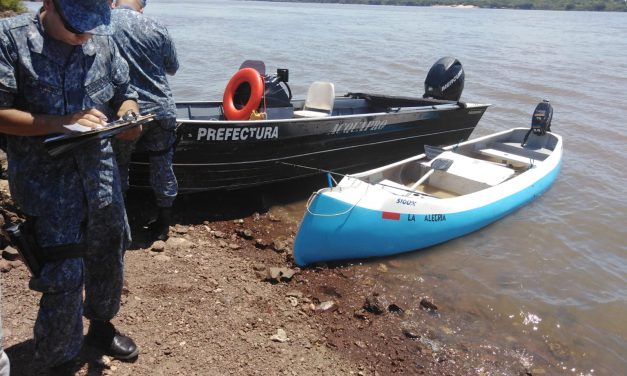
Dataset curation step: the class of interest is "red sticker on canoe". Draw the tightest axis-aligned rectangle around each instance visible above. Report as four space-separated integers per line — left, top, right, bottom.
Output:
382 211 400 220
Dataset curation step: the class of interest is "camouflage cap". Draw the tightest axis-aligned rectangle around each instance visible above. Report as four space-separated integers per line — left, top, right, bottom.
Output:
55 0 112 35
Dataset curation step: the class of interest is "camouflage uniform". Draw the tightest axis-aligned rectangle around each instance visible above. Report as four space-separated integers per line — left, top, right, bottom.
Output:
112 6 179 207
0 11 136 367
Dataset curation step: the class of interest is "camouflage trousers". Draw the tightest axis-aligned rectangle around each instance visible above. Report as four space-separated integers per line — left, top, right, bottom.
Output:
115 118 178 207
27 195 130 368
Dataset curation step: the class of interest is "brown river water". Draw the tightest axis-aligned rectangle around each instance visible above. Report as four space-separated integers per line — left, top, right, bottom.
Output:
28 0 627 373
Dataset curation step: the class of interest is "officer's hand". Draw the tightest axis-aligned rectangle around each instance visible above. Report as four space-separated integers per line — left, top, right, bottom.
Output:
65 109 108 131
115 124 142 141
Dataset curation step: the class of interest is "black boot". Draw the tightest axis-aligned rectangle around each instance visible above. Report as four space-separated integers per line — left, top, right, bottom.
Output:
85 321 139 361
148 206 172 241
49 358 77 376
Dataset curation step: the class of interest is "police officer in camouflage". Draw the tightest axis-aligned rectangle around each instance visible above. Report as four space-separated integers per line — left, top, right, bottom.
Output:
112 0 179 241
0 0 141 373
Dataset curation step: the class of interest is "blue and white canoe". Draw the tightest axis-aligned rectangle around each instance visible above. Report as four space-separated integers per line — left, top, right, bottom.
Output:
293 126 562 266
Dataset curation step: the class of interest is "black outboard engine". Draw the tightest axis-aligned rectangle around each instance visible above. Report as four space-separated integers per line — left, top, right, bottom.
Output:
262 68 293 119
263 69 291 107
521 100 553 146
423 57 465 101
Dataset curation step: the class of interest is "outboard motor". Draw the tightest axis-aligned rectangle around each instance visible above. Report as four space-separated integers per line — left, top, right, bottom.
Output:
423 57 465 101
263 68 292 108
261 68 293 119
521 100 553 146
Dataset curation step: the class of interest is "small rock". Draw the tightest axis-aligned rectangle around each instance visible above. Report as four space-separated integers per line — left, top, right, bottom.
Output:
547 340 570 361
265 267 296 283
236 228 253 240
353 309 368 320
254 239 269 249
354 340 367 349
272 240 288 253
173 224 188 234
315 301 337 313
153 254 171 262
1 246 19 261
268 214 281 222
364 294 385 315
150 241 166 253
252 263 265 271
285 291 303 298
270 328 289 343
95 355 112 369
420 297 438 311
165 237 192 251
377 263 388 273
0 259 12 273
212 230 226 239
228 243 241 250
233 219 244 225
402 328 420 339
388 304 404 314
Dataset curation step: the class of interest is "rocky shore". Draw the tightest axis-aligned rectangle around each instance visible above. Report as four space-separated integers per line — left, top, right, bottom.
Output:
0 152 554 375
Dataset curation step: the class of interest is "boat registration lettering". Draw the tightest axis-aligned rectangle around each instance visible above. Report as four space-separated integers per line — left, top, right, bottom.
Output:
396 198 416 206
330 119 387 134
424 214 446 222
197 126 279 141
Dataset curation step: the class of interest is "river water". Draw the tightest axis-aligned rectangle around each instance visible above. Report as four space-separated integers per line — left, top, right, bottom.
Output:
29 0 627 373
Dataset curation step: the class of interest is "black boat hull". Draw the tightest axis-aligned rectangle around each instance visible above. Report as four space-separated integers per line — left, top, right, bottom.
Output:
129 94 488 192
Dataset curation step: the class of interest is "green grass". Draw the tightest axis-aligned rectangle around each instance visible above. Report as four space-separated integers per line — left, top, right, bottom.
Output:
0 0 26 13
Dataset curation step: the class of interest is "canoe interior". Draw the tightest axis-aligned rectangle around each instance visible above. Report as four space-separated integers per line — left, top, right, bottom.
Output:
352 128 560 199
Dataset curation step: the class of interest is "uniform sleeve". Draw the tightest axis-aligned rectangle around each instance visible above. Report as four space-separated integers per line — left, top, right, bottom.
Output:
109 38 138 109
0 29 17 108
162 28 179 76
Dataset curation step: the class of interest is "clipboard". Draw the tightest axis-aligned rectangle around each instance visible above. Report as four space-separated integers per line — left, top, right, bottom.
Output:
44 113 155 157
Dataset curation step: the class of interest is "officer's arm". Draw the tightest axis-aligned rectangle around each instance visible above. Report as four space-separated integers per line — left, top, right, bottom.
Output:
162 28 179 76
0 107 108 136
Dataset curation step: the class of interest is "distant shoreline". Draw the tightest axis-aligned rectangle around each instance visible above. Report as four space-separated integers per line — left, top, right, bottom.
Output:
252 0 627 12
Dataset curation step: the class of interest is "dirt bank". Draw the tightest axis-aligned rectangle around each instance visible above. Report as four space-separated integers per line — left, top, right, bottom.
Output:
0 154 552 375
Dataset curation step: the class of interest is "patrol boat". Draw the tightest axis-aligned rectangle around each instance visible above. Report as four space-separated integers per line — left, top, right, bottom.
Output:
293 101 562 266
129 58 489 192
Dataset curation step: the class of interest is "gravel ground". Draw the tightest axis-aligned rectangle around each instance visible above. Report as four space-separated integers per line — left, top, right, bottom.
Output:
0 152 555 375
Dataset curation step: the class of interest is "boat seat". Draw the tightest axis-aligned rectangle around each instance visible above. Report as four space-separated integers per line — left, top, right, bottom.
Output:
478 147 534 168
487 142 551 160
425 151 515 195
293 81 335 118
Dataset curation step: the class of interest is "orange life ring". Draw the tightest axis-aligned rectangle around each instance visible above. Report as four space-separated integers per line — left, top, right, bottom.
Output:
222 68 264 121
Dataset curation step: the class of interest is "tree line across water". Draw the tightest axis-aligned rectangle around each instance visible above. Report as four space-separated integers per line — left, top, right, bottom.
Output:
2 0 626 12
258 0 627 11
